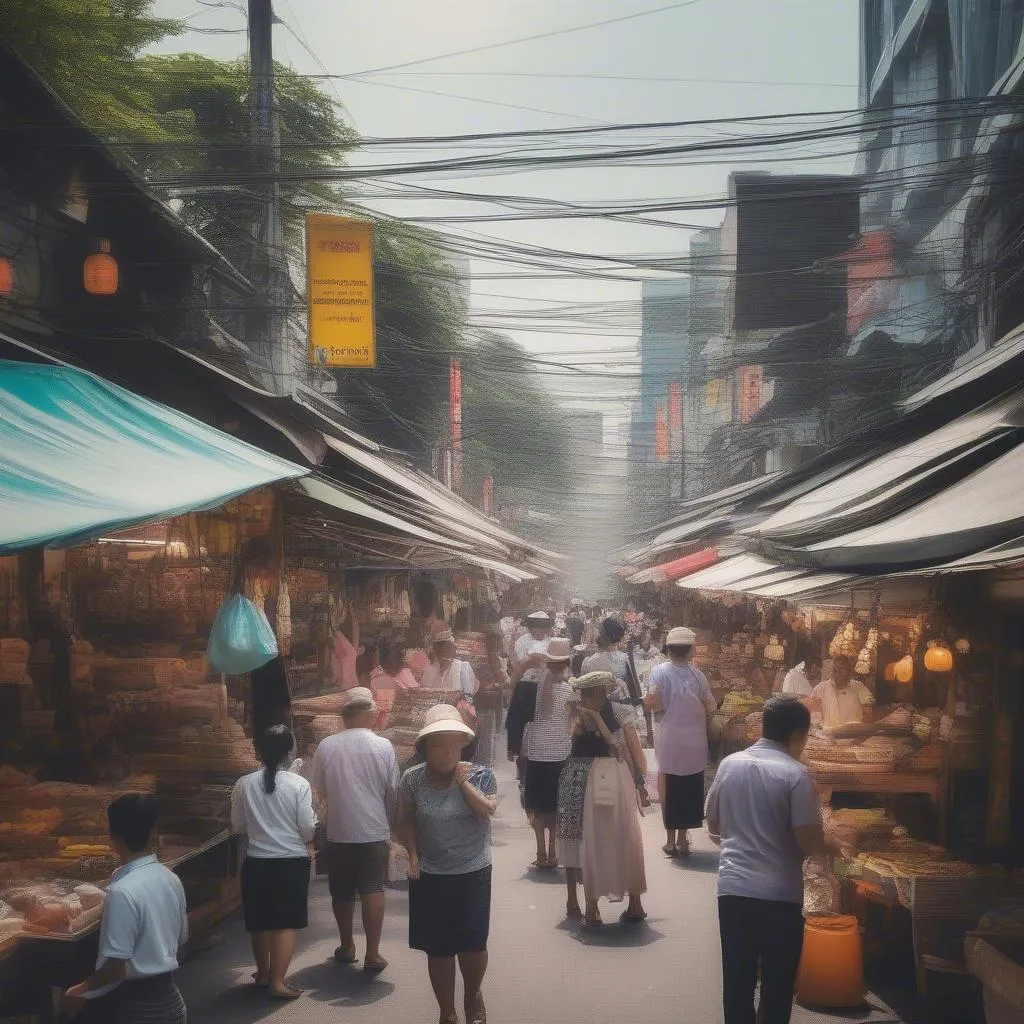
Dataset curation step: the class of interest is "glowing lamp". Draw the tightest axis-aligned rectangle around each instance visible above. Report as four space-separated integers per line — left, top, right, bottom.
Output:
894 656 914 684
84 240 118 296
0 257 13 295
923 641 953 674
883 662 896 683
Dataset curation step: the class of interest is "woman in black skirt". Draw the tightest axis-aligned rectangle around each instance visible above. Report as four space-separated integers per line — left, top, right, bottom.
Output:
521 637 573 868
397 705 497 1024
230 726 316 1000
643 627 718 857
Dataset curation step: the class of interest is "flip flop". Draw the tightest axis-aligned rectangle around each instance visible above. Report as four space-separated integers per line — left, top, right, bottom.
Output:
333 947 359 964
363 958 389 974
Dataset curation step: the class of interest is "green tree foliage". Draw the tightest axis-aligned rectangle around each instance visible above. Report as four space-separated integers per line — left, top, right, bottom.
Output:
2 0 181 142
461 331 574 501
133 54 357 266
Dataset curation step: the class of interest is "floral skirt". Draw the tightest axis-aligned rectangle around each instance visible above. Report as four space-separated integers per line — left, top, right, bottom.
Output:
557 757 593 869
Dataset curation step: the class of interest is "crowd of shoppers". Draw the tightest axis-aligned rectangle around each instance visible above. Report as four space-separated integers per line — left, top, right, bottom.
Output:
59 608 840 1024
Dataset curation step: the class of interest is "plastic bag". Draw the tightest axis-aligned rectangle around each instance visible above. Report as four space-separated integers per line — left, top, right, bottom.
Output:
207 594 278 675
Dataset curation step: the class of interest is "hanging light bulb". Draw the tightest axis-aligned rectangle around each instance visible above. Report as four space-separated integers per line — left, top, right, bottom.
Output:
0 257 14 296
83 239 118 296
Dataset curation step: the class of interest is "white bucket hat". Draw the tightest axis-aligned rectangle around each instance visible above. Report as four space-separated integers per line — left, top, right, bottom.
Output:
342 686 377 713
666 626 696 646
415 703 475 750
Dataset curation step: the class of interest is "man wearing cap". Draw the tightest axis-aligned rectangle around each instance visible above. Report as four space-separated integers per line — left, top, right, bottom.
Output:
310 687 398 973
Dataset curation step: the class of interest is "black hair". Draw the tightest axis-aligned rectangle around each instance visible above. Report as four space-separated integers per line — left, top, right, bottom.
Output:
599 617 626 646
804 652 823 670
832 654 852 669
762 695 811 744
107 793 159 853
256 725 294 794
666 644 693 659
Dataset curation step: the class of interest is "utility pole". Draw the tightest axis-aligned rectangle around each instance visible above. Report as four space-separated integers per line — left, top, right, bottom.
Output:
248 0 292 395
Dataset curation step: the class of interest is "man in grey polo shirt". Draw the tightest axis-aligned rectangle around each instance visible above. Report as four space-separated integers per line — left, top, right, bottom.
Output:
706 695 841 1024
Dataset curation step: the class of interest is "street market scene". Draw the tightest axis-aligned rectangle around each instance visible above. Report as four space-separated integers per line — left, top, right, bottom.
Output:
2 2 1024 1024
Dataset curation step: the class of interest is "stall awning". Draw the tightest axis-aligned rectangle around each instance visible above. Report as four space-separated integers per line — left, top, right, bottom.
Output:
628 547 720 585
0 360 307 552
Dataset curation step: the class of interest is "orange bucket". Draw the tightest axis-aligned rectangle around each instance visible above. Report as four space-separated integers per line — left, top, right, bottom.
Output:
796 914 865 1008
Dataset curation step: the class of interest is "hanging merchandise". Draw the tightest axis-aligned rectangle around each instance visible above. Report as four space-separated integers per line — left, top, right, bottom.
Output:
923 640 953 673
207 594 278 675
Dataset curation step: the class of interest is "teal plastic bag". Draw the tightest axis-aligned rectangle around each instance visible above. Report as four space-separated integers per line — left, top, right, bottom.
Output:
207 594 278 675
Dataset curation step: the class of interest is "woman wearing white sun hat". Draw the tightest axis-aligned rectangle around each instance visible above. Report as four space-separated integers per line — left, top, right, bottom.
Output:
643 626 718 857
397 705 497 1024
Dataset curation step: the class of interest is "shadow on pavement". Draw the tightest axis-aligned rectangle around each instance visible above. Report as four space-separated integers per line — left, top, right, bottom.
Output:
669 850 720 874
564 920 665 948
520 867 569 885
287 960 397 1007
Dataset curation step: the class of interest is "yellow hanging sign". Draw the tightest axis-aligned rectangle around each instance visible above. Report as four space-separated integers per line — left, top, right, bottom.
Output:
305 215 376 368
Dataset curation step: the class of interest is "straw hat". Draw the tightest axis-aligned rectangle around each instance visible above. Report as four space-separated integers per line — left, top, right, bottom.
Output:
545 638 572 663
525 610 551 623
572 670 615 691
666 626 696 646
431 629 456 646
415 703 475 750
342 686 377 713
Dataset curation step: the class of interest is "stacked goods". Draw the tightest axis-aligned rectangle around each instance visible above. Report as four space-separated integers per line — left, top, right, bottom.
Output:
92 657 180 692
719 691 764 721
0 638 31 686
2 879 106 935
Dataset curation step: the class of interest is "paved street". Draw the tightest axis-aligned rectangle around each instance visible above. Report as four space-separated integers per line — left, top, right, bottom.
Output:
177 755 905 1024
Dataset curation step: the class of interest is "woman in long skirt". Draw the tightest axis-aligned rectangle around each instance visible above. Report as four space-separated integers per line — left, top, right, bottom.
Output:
558 671 647 925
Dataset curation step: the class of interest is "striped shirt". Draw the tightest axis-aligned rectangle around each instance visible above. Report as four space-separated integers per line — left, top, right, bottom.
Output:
525 678 573 762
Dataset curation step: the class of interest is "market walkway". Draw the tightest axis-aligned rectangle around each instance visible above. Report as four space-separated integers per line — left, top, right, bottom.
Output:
176 755 906 1024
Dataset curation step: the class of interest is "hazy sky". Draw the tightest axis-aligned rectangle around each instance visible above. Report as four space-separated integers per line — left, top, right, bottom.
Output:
152 0 860 428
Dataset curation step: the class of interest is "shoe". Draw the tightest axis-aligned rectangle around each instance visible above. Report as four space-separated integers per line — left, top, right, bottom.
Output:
333 946 358 964
466 993 487 1024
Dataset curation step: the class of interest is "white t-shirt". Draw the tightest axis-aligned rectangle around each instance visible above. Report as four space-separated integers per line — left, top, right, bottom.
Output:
310 728 399 843
90 855 188 997
705 739 821 905
782 663 815 697
649 662 717 776
231 768 317 858
811 679 875 730
420 658 476 695
514 634 550 683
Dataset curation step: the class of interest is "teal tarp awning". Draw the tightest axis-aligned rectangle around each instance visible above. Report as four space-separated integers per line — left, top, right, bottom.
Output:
0 360 307 552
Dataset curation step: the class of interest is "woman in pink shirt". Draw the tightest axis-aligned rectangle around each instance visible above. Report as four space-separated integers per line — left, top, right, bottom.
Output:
372 642 419 730
331 602 360 690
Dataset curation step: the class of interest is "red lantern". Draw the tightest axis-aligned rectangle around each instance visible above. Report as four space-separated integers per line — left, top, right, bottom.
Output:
84 240 118 296
0 257 13 296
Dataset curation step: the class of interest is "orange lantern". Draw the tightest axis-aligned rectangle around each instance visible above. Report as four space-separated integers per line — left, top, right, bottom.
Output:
883 662 896 682
83 240 118 296
923 640 953 673
0 257 13 296
797 915 865 1008
894 655 914 684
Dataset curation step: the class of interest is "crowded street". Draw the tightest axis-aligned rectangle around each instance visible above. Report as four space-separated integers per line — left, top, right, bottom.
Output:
176 753 902 1024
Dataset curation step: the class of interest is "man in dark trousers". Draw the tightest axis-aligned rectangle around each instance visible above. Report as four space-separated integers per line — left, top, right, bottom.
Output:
706 696 844 1024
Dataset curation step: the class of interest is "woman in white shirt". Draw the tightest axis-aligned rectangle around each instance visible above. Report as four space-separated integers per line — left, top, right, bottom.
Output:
420 631 477 696
643 627 717 858
522 638 574 869
231 725 316 1001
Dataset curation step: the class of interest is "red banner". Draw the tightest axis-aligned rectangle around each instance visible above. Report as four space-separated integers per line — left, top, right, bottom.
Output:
449 360 462 448
737 366 763 424
655 404 669 462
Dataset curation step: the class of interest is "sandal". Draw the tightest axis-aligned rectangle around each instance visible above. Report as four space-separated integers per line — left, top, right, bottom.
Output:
363 957 388 974
251 972 270 989
620 910 648 923
466 993 487 1024
662 843 678 857
677 840 691 858
333 946 359 964
531 857 548 869
268 985 303 1000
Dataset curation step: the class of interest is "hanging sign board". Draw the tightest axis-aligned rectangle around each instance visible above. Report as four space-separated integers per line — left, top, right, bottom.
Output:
305 215 376 368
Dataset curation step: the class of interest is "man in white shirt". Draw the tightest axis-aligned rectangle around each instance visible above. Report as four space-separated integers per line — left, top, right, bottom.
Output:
512 612 552 683
706 696 840 1024
781 652 822 699
809 654 875 730
310 687 398 972
63 794 188 1023
420 630 477 695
